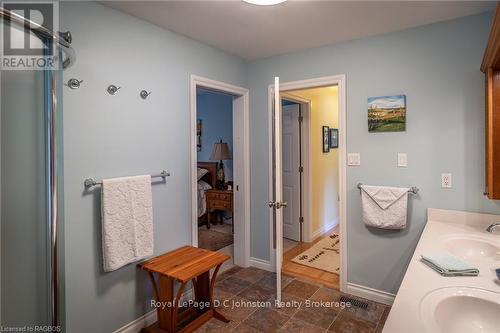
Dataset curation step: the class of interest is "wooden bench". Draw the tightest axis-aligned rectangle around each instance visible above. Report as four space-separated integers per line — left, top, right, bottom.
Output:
138 246 231 333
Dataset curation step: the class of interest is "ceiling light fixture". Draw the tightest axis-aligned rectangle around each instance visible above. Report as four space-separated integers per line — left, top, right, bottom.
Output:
243 0 287 5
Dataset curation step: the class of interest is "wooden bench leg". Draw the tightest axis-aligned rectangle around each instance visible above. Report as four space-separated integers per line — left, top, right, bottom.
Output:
157 276 174 332
209 264 230 323
170 281 187 332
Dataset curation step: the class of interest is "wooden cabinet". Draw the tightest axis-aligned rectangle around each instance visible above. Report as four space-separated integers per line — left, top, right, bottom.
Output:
206 189 233 231
481 5 500 199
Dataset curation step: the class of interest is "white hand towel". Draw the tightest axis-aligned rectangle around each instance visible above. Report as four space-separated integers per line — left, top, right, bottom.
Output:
361 185 409 229
101 175 154 272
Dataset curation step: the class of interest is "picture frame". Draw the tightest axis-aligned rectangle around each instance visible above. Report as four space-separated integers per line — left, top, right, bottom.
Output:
322 126 330 153
368 95 406 132
196 119 202 151
329 128 338 148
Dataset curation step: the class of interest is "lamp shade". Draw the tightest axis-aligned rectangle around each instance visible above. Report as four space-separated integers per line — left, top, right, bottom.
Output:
210 141 232 161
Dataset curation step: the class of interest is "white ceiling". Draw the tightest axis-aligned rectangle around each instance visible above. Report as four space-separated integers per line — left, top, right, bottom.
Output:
104 1 495 60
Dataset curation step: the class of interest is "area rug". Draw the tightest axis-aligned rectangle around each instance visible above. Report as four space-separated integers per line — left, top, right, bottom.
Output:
291 233 340 274
198 228 233 252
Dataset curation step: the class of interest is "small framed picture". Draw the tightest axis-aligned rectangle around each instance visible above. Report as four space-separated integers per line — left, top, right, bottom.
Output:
329 128 338 148
322 126 330 153
197 119 202 152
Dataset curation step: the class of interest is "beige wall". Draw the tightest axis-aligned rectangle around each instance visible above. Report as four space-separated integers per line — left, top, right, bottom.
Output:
290 86 339 239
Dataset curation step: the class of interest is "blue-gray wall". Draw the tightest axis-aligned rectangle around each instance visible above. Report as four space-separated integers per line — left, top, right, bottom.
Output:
57 3 500 331
60 2 246 332
197 90 233 180
247 12 500 294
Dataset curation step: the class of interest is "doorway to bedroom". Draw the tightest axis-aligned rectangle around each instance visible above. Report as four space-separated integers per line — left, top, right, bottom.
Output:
196 88 235 254
190 75 250 269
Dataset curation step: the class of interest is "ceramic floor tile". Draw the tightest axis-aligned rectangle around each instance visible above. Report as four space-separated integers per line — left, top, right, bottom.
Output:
328 312 377 333
218 296 258 322
193 317 239 333
215 276 252 295
292 304 339 329
255 272 295 291
217 266 243 282
213 287 237 305
270 292 305 317
243 308 290 333
234 323 265 332
374 306 391 333
238 284 275 302
278 317 327 333
340 294 385 324
310 287 342 303
233 266 273 283
282 279 320 299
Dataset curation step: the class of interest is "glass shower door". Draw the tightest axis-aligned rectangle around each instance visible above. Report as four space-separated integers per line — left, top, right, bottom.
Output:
1 50 64 330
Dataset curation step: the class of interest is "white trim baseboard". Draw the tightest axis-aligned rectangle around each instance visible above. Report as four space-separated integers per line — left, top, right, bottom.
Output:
249 257 273 272
346 282 395 306
311 217 339 240
113 309 157 333
113 290 194 333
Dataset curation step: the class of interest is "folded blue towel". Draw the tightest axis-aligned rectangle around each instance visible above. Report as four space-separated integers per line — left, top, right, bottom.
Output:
421 254 479 276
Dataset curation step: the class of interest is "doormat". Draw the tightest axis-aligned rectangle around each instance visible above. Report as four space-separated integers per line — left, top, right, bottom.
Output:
291 233 340 274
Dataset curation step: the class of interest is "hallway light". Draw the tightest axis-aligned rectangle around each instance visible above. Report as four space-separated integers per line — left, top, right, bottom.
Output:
243 0 287 5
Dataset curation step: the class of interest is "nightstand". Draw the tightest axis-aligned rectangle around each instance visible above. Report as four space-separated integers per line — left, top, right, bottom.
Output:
206 189 233 233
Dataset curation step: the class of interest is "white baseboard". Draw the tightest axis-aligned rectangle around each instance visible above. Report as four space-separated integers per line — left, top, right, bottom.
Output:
113 309 157 333
312 217 339 240
249 256 273 272
113 289 193 333
346 282 395 306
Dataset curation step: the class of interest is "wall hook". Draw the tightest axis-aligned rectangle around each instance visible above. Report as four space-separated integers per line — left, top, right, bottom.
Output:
107 84 121 95
67 78 83 89
140 90 152 99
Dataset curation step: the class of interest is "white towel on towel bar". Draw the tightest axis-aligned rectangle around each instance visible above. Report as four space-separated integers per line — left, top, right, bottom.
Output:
101 175 154 272
361 185 409 229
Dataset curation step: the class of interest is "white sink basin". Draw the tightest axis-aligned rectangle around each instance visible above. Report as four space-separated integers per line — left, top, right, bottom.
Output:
421 287 500 333
441 235 500 260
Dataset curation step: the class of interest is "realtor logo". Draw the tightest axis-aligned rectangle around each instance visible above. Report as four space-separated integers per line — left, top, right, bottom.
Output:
1 1 59 70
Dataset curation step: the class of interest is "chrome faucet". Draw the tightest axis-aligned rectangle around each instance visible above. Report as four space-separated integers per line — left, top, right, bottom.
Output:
486 223 500 233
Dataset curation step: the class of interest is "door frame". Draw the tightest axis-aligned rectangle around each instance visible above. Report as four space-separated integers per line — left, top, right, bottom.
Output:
280 93 313 243
268 74 347 292
190 75 250 267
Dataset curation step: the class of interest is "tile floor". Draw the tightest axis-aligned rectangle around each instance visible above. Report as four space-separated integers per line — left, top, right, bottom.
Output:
194 266 391 333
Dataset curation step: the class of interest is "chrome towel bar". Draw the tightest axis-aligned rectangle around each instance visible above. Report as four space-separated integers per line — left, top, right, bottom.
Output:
357 183 419 194
84 171 170 188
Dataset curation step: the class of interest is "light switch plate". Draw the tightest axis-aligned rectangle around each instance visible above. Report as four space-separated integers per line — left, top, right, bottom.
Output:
441 173 452 188
348 153 361 166
398 153 408 167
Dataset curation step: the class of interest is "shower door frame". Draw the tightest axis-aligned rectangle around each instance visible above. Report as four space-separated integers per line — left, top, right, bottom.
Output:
0 7 75 328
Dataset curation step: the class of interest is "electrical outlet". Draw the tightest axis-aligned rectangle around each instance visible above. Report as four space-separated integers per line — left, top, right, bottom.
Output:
398 153 408 167
348 153 361 166
441 173 452 188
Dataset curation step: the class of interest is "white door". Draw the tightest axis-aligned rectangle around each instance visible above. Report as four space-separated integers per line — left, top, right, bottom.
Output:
270 77 284 304
282 104 301 241
232 95 245 266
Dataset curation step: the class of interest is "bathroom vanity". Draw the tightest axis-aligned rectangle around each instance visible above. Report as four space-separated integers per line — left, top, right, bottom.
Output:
383 208 500 333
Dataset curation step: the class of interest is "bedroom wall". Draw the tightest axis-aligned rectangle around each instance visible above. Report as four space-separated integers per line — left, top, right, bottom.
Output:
247 12 500 295
60 2 247 332
196 89 234 180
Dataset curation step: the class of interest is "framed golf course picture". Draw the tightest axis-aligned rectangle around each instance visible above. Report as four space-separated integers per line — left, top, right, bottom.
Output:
368 95 406 132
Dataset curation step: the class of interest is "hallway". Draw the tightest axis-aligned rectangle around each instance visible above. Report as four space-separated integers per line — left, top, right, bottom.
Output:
282 226 340 289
